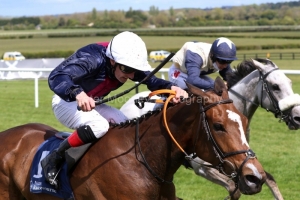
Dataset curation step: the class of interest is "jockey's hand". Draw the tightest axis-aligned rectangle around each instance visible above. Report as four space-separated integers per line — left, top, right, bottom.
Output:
76 91 95 112
170 86 188 103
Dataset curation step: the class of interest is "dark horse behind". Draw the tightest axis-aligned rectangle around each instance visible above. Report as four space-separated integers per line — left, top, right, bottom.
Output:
0 77 266 200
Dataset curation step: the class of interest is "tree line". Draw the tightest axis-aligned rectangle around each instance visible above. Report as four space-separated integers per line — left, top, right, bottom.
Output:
1 1 300 30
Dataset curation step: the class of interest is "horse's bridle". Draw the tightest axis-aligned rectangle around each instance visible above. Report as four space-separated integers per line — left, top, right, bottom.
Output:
230 68 290 122
134 90 257 193
189 96 256 198
259 68 291 121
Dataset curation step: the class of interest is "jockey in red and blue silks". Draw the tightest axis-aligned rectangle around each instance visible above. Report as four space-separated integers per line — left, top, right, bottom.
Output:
168 37 237 90
48 42 173 102
42 31 188 187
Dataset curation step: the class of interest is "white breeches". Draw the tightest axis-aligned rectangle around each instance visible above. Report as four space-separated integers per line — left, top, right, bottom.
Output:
168 64 188 89
52 94 128 138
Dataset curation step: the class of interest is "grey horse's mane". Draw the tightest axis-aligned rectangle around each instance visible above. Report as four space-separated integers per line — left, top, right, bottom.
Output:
226 58 274 89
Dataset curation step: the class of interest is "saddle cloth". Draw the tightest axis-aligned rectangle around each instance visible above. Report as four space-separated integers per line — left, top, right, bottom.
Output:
30 133 92 200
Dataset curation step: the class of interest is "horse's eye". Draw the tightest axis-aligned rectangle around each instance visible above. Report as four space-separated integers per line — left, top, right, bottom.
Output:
213 123 226 132
272 84 280 91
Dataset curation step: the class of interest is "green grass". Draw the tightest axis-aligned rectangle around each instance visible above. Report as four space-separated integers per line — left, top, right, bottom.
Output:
2 34 300 54
1 73 300 199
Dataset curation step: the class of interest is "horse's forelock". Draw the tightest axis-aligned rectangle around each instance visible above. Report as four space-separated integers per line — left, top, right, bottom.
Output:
227 59 258 89
255 58 275 67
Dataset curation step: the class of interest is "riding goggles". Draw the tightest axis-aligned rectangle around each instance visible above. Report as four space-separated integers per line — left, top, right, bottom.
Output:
216 58 233 64
118 64 137 74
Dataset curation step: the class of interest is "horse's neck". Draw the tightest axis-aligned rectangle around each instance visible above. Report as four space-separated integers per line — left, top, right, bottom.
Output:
229 70 261 121
149 102 203 170
117 105 194 174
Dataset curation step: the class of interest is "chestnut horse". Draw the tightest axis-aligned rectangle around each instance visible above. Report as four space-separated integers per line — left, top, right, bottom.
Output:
120 58 300 200
0 77 266 200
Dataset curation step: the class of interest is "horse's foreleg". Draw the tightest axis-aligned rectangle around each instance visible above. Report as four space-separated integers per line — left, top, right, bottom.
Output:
265 171 283 200
189 158 241 200
160 182 177 200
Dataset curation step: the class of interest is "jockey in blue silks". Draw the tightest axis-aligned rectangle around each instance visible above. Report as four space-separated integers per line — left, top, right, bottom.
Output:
168 37 237 90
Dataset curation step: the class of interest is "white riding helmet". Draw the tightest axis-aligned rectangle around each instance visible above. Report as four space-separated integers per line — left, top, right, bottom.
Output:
106 31 151 71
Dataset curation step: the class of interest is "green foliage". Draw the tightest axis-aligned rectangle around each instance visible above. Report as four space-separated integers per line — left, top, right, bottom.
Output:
125 9 147 21
10 16 40 26
149 6 159 16
0 18 10 26
1 2 300 29
91 8 97 20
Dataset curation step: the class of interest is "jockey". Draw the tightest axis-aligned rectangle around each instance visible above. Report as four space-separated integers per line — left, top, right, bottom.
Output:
41 31 188 187
168 37 237 90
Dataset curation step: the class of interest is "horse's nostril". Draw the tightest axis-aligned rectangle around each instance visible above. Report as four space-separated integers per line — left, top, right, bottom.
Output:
293 116 300 124
245 175 261 186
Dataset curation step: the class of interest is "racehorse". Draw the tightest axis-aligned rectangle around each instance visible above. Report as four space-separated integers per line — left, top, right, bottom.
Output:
120 58 300 200
0 77 266 200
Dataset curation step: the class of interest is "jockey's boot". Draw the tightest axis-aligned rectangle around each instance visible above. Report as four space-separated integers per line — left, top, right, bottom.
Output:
41 125 98 187
41 139 71 188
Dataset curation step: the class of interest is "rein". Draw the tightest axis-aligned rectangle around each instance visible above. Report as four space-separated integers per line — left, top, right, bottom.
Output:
155 89 189 155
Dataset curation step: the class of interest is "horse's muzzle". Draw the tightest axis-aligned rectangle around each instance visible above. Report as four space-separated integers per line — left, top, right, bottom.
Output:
238 173 266 195
286 105 300 130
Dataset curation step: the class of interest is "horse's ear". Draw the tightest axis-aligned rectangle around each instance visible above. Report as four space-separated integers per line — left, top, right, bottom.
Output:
185 81 205 97
214 77 226 96
252 59 265 72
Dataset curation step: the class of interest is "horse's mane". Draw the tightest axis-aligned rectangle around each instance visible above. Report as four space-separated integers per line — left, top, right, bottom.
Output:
109 96 192 128
226 58 274 89
109 107 167 128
